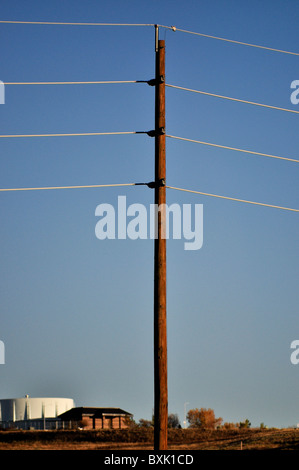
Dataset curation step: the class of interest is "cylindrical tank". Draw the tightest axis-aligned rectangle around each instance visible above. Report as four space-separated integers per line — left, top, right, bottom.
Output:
0 396 74 422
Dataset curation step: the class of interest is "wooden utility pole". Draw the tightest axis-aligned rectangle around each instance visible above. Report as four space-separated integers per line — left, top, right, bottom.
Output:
154 29 167 450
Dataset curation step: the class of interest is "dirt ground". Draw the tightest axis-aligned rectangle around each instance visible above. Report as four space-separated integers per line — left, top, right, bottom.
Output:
1 427 299 450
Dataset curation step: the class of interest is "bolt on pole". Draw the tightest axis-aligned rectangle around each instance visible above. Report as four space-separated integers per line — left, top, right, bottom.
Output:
154 27 168 451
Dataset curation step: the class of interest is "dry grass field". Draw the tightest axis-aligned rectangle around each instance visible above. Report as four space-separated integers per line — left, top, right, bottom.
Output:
1 427 299 450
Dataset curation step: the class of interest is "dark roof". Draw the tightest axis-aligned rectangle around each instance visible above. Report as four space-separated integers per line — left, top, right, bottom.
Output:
58 407 132 420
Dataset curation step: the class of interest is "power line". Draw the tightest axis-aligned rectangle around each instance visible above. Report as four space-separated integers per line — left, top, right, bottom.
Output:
1 20 298 56
166 185 299 213
166 135 299 164
5 81 297 117
0 183 136 192
0 20 155 26
171 27 299 56
2 181 297 213
4 80 142 85
166 84 299 115
1 130 297 163
5 81 298 117
0 131 141 138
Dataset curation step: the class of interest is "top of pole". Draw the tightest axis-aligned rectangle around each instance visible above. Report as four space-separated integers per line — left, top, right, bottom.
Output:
155 24 159 52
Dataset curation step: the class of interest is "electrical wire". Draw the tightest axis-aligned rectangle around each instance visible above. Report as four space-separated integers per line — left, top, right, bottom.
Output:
4 80 298 116
0 131 141 138
171 27 299 56
4 80 141 85
1 130 297 163
166 84 299 115
166 186 299 213
5 81 297 117
166 135 299 164
0 183 136 192
2 21 298 56
0 20 155 26
2 181 297 213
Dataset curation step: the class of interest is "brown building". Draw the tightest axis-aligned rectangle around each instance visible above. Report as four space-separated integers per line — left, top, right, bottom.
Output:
58 407 133 430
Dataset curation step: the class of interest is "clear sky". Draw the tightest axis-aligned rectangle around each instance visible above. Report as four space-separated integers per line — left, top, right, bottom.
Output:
0 0 298 429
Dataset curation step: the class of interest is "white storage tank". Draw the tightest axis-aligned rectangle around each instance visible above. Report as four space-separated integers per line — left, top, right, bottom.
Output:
0 395 74 422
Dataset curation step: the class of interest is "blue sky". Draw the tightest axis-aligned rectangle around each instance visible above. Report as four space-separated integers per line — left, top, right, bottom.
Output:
0 0 298 429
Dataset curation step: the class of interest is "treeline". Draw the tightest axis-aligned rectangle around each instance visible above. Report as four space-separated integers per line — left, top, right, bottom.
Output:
129 408 261 430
